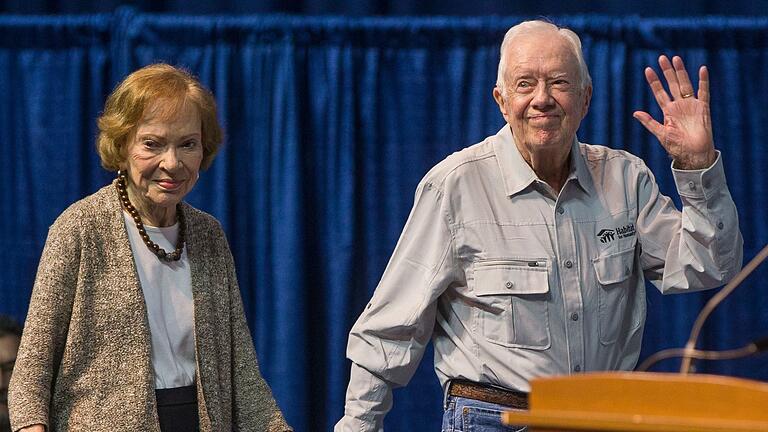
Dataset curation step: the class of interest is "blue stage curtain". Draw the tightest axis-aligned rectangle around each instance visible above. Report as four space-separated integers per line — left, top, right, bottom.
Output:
1 11 768 431
4 0 768 18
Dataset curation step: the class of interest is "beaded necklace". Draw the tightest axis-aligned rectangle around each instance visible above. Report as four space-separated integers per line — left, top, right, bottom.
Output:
116 171 185 262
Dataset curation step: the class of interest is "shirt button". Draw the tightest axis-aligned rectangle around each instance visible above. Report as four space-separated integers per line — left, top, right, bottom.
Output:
505 281 513 289
557 206 565 215
688 181 696 191
564 260 573 268
571 313 579 321
574 365 581 372
717 221 724 230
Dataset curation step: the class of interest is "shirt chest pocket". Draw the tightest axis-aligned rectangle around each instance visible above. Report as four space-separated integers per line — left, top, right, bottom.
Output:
472 259 551 350
592 245 645 345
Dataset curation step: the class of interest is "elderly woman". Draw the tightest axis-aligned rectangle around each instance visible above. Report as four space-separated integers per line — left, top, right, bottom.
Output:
8 64 291 432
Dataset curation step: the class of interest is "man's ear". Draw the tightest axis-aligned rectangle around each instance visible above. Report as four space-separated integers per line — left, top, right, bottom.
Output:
493 86 509 119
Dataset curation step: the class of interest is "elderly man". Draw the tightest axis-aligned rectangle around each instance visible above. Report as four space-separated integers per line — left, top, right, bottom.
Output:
335 20 743 431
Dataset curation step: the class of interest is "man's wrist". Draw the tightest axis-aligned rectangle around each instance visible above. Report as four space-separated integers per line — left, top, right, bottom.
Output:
672 150 717 170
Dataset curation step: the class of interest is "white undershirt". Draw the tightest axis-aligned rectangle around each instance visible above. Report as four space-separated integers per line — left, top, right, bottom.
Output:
123 211 196 389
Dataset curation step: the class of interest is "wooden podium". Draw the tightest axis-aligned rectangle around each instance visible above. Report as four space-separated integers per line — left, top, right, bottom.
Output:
502 372 768 431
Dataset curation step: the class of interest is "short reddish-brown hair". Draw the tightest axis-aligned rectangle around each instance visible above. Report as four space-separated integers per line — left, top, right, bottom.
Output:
97 63 223 171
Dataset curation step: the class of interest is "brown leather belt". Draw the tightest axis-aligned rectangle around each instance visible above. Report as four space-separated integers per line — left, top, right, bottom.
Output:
448 380 529 410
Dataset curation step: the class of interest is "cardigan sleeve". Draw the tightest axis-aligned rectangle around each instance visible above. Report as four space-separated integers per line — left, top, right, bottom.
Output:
9 209 82 431
220 235 293 432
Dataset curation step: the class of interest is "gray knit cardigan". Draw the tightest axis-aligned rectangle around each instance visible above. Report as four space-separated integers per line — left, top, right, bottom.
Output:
9 182 291 431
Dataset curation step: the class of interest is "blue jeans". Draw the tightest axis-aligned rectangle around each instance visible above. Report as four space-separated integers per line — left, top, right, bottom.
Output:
441 396 528 432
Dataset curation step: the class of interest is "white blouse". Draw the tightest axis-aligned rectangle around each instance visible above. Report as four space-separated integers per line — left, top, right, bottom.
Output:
123 211 196 389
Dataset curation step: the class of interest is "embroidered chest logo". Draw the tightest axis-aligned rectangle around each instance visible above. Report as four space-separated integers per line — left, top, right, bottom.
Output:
597 229 615 243
597 223 635 243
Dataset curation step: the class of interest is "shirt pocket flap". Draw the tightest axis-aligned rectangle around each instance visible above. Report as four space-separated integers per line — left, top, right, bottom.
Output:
592 247 636 285
474 262 549 296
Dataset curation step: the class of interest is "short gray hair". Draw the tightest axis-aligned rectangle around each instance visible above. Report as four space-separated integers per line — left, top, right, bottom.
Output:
496 20 592 91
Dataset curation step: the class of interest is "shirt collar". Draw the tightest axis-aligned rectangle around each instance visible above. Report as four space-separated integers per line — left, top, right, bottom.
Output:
492 125 595 197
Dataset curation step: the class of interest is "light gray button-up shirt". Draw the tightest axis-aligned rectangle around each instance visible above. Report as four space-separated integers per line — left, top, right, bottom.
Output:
336 126 743 431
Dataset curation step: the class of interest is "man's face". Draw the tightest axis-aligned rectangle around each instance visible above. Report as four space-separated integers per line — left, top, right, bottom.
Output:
0 334 20 422
493 31 591 159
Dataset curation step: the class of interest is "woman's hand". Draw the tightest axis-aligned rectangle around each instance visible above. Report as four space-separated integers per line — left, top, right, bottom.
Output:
19 424 45 432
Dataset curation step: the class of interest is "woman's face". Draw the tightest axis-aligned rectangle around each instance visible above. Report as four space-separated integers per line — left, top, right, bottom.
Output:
124 100 203 220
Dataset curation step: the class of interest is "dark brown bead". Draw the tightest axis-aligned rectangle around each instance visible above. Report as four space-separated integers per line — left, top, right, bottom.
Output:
115 178 185 263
